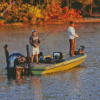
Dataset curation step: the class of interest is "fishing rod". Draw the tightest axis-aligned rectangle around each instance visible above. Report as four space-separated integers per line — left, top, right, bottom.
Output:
0 1 16 18
41 26 55 42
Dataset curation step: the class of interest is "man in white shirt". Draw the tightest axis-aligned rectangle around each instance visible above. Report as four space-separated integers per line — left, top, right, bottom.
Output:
68 21 79 57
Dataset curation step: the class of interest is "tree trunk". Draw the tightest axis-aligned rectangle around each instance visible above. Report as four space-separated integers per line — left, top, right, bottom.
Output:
67 0 69 9
9 0 12 4
17 0 23 7
81 4 86 15
30 0 33 5
69 0 72 9
62 0 64 7
39 0 40 5
3 0 5 3
44 0 46 4
90 4 92 14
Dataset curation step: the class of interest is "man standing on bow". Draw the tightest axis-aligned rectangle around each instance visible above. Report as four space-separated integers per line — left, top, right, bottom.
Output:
29 29 41 64
68 21 79 57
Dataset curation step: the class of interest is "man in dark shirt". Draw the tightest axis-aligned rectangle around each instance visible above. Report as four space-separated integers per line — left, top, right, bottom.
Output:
29 29 41 64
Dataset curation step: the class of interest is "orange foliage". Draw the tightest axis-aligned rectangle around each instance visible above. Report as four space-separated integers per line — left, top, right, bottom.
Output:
0 1 82 25
41 1 82 24
0 20 4 26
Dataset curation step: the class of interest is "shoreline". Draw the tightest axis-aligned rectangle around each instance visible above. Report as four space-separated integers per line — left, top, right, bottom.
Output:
74 18 100 23
1 18 100 26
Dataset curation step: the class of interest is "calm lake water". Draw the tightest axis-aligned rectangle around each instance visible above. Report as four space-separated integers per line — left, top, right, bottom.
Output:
0 23 100 100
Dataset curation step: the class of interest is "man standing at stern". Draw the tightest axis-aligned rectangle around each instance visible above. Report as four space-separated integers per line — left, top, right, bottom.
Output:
29 29 41 64
68 21 79 57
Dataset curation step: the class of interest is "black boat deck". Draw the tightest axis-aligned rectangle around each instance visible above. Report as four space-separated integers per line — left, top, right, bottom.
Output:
32 54 83 68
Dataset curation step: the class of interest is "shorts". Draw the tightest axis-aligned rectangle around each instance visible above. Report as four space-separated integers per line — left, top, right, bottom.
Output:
31 46 40 55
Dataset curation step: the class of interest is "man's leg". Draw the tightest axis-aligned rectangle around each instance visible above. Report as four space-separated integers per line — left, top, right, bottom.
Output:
36 54 38 63
70 39 74 56
69 39 72 56
72 39 74 55
36 47 39 63
31 55 34 63
73 39 76 54
70 39 76 56
72 39 76 56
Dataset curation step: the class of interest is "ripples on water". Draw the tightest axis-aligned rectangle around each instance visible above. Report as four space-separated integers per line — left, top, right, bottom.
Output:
0 23 100 100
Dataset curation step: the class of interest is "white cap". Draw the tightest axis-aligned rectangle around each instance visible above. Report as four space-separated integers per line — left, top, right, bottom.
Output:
32 29 36 32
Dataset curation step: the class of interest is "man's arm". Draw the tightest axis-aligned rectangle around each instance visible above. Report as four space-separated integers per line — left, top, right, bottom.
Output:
70 28 79 38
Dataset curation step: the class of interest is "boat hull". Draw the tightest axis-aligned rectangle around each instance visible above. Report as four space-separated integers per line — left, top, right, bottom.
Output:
6 54 87 76
31 54 87 75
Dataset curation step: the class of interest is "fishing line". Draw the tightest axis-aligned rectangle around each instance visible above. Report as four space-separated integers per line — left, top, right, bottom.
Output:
41 26 55 42
39 26 56 55
79 36 93 44
0 1 16 17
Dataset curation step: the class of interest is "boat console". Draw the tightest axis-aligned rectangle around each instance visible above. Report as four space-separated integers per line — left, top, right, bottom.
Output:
44 52 64 64
53 52 64 63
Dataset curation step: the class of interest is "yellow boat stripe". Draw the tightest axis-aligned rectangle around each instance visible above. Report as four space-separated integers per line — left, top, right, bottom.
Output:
45 54 87 70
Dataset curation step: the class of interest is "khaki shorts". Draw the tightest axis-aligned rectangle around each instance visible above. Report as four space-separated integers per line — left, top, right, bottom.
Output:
31 46 39 55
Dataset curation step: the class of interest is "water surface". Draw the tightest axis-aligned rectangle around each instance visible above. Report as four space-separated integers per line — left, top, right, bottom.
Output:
0 23 100 100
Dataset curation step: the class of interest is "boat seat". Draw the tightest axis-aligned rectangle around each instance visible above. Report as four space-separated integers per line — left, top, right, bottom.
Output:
44 57 53 64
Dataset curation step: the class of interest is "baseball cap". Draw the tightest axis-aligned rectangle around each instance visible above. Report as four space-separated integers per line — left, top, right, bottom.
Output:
32 29 36 32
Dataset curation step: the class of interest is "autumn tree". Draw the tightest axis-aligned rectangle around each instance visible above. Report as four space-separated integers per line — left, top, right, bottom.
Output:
3 0 5 3
94 0 100 6
72 0 94 15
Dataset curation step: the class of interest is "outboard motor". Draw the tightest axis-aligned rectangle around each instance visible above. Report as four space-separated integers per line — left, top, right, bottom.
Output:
9 53 26 67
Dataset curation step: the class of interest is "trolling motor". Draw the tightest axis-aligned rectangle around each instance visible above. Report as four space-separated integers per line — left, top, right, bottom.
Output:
80 45 85 50
9 53 26 67
74 45 85 55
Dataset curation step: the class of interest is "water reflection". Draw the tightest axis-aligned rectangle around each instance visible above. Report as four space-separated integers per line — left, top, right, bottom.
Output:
6 72 43 99
30 76 42 100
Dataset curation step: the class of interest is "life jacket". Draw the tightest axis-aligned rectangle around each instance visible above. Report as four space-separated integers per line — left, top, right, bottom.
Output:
29 35 40 47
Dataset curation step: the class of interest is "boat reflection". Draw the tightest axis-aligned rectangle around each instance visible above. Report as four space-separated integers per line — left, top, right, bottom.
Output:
6 69 43 99
29 76 43 100
6 65 86 99
7 67 24 80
